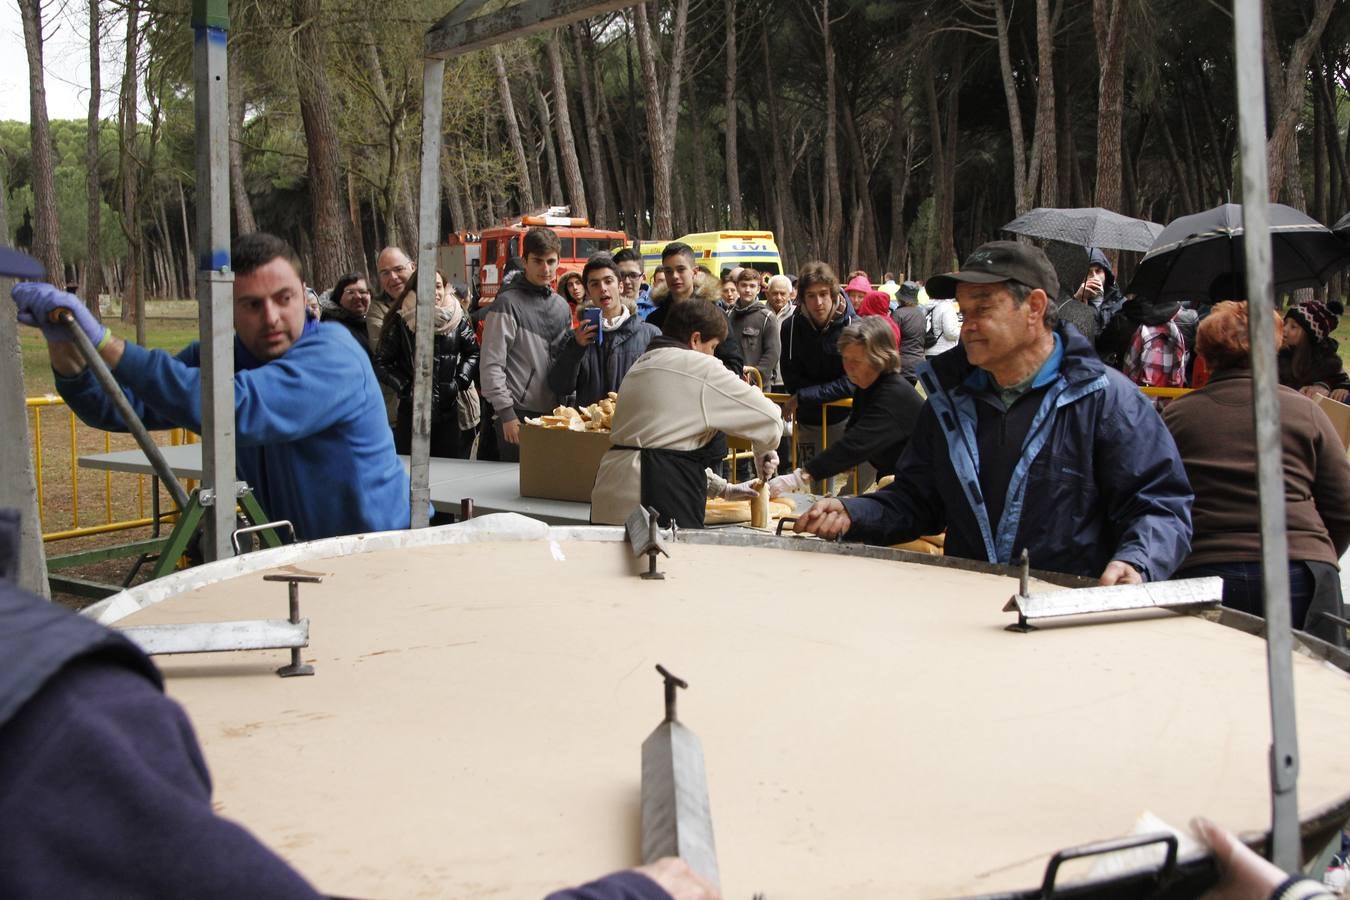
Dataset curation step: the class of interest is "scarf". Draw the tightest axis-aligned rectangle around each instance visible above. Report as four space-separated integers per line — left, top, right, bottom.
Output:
398 290 462 336
602 307 631 332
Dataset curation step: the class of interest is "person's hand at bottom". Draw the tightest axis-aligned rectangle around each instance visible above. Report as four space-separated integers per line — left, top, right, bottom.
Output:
633 858 721 900
502 419 522 445
794 497 851 540
1192 816 1288 900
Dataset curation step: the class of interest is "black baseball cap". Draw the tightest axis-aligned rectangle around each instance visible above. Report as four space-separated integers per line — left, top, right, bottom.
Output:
925 241 1058 300
0 246 43 280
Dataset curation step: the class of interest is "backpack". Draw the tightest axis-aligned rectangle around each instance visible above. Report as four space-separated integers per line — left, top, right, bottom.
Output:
922 304 940 350
1124 320 1188 388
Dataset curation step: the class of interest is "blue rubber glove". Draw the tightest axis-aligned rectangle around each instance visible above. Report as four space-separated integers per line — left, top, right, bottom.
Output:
12 282 109 347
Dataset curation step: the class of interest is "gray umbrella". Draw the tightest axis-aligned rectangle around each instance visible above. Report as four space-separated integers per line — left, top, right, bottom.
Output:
1129 203 1350 301
1001 207 1164 252
1334 212 1350 237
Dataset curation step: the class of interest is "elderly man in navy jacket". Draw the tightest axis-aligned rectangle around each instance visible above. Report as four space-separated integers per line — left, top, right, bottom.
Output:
794 241 1193 585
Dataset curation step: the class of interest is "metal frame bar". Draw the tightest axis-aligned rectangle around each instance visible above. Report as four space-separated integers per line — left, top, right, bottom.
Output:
409 58 446 529
423 0 637 59
1233 0 1300 871
192 0 236 562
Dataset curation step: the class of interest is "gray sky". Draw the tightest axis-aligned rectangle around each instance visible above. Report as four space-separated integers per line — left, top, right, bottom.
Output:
0 1 127 123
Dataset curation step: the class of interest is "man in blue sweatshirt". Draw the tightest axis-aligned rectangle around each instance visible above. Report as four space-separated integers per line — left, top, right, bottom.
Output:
12 233 410 541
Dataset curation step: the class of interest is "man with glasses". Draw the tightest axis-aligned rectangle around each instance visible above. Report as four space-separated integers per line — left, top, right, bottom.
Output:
611 247 652 320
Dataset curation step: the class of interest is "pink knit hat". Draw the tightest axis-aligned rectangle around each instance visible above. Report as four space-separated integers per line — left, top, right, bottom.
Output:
845 274 872 295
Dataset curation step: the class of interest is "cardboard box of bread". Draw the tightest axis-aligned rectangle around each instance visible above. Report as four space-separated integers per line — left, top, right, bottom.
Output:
519 396 617 503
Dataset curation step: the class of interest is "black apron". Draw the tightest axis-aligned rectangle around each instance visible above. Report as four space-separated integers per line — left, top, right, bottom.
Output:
615 438 725 530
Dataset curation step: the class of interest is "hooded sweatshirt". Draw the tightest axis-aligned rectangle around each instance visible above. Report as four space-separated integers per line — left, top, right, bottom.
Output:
728 298 781 382
480 277 572 421
857 292 903 350
780 298 857 425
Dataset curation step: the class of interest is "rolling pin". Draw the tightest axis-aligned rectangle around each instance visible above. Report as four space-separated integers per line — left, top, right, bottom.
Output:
749 480 771 529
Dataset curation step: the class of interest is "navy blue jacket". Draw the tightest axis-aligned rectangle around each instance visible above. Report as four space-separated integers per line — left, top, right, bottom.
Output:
54 318 411 541
548 313 662 407
841 324 1193 581
780 300 857 426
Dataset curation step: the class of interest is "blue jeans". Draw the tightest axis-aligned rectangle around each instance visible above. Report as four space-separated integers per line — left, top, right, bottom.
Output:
1176 560 1315 630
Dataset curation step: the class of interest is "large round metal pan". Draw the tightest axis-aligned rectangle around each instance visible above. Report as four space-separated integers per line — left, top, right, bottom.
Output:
86 515 1350 899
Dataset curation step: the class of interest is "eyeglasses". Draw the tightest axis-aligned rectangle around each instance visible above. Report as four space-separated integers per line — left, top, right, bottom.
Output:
378 263 411 277
618 271 644 281
343 288 371 297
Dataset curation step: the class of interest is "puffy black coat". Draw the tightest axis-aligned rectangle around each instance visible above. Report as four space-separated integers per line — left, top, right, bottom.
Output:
375 310 479 425
802 371 924 480
320 304 373 359
547 313 662 407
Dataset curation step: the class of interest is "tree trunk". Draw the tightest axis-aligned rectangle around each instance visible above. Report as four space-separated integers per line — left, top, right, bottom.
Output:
993 0 1031 214
1264 0 1335 204
531 74 564 206
1092 0 1128 212
545 32 588 220
633 0 691 238
888 125 915 275
441 143 466 238
19 0 64 286
761 27 791 255
227 38 258 234
347 169 367 271
292 0 356 290
84 0 103 312
821 0 843 270
724 0 743 226
117 0 143 331
493 46 536 213
177 179 195 299
570 24 612 226
840 94 878 274
924 38 963 273
1035 0 1059 208
690 80 710 232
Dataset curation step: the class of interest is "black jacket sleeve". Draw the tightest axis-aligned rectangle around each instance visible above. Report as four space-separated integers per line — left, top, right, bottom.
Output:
805 378 924 479
454 317 481 390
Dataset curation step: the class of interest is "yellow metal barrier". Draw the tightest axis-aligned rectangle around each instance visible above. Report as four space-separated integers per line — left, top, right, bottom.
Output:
25 395 197 542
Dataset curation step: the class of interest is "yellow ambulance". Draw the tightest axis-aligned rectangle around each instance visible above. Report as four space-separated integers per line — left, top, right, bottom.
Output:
636 231 784 281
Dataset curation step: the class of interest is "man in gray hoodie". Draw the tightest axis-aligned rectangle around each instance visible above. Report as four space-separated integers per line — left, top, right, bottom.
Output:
479 226 572 461
728 267 781 386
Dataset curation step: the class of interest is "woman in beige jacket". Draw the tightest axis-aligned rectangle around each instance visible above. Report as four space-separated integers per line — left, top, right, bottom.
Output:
591 299 784 527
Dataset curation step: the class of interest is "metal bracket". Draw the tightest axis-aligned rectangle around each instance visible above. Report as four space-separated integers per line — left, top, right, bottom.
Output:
625 506 673 580
231 519 296 555
1006 549 1035 633
263 573 321 677
1040 832 1178 897
1005 568 1222 632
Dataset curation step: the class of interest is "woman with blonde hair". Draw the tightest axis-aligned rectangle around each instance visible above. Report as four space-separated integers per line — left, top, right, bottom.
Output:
1162 301 1350 645
768 316 924 496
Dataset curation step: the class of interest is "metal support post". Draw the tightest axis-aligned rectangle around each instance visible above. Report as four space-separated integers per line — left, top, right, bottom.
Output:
192 0 236 562
409 56 446 529
1233 0 1300 871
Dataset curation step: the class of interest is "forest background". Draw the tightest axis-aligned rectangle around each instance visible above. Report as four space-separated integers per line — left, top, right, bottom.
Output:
6 0 1350 315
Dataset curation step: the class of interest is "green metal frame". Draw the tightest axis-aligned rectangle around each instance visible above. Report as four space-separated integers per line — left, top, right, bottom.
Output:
47 489 281 600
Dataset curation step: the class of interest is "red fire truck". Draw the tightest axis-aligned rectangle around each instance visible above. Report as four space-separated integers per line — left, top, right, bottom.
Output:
442 212 627 303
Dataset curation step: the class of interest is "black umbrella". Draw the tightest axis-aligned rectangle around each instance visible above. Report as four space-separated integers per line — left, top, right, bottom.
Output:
1001 207 1164 253
1334 212 1350 238
1129 203 1350 301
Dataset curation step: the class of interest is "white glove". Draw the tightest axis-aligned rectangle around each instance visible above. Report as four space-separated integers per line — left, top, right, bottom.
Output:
755 450 780 481
720 479 759 501
767 469 809 498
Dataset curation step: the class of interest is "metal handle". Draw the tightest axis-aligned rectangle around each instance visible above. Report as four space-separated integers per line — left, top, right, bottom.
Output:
231 520 296 554
775 516 799 536
58 311 191 512
1040 832 1178 897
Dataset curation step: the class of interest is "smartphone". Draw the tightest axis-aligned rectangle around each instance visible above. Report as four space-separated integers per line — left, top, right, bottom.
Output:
582 307 603 346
